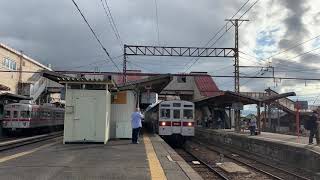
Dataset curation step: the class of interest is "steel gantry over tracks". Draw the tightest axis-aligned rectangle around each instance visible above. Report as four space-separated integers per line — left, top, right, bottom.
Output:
124 45 235 57
122 19 247 132
122 45 236 82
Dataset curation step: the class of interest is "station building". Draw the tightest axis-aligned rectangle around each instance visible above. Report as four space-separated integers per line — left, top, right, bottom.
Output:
0 43 62 119
0 43 52 94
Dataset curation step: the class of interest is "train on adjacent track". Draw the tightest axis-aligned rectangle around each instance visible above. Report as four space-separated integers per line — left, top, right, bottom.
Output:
2 100 64 135
144 100 195 144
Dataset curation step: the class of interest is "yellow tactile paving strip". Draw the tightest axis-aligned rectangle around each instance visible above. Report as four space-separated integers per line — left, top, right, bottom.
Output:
143 135 167 180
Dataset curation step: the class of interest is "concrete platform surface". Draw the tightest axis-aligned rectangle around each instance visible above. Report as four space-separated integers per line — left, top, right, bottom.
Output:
0 134 201 180
219 128 320 152
196 128 320 176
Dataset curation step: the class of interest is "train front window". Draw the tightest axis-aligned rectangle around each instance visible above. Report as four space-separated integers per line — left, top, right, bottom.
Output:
13 111 18 118
173 103 181 107
173 109 180 119
21 111 31 118
183 109 193 119
160 109 170 119
160 104 170 107
5 111 10 118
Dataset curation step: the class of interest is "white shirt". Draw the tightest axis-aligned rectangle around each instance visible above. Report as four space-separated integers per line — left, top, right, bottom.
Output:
250 118 257 127
131 111 144 129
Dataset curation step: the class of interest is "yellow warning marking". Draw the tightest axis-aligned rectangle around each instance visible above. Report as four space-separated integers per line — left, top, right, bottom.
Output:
143 135 167 180
0 141 59 163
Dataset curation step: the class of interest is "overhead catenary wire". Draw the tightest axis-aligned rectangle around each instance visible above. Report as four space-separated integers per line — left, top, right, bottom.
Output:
183 0 251 71
4 70 320 81
244 34 320 64
238 0 259 25
104 0 122 42
266 34 320 62
274 46 320 66
240 47 320 72
100 0 123 49
184 0 258 72
55 54 124 71
186 0 259 88
71 0 121 72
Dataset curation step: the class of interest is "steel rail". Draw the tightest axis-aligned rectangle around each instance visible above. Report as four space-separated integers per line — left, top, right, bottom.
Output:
193 137 311 180
176 148 230 180
0 132 62 152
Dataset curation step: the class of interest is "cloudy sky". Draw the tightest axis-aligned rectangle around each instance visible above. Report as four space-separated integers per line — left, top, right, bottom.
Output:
1 0 320 104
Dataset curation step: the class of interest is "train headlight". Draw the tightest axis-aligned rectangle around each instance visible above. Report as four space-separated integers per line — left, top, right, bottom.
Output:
188 122 192 127
161 122 166 126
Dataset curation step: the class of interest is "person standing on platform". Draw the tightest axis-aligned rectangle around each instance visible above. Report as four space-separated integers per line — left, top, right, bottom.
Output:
308 111 319 145
249 116 257 136
131 108 144 144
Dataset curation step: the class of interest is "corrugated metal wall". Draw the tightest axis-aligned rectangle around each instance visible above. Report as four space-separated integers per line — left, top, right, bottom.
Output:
63 89 111 144
110 91 136 139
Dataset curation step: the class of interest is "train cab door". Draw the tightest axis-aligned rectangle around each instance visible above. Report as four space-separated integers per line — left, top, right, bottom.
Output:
172 108 182 134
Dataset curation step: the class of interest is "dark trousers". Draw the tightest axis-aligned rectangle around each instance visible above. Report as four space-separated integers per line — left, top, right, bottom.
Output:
132 127 141 143
249 126 256 135
309 128 320 144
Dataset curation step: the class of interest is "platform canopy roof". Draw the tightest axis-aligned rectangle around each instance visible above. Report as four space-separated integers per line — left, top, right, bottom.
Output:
194 91 260 107
117 74 173 93
42 70 115 87
42 70 172 93
194 90 296 108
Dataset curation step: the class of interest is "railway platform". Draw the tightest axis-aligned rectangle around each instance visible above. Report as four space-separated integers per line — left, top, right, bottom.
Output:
216 128 320 152
195 128 320 178
0 133 202 180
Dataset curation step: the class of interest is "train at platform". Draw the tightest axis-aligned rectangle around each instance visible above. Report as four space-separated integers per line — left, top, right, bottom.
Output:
144 100 195 144
2 100 64 134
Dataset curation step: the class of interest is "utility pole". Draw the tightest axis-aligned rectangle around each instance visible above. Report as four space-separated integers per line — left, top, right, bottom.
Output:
225 19 249 132
18 50 23 95
123 44 127 83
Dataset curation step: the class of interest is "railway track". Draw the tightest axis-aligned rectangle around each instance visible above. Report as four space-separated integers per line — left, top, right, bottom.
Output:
0 137 18 142
0 131 62 152
174 148 230 180
191 139 312 180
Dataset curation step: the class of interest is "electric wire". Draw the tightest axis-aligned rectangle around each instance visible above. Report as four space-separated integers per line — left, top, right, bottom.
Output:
182 0 250 72
71 0 121 72
100 0 123 49
184 0 258 72
56 54 124 71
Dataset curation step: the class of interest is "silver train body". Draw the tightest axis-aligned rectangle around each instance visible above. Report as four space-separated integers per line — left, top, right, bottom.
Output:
2 101 64 132
144 100 195 138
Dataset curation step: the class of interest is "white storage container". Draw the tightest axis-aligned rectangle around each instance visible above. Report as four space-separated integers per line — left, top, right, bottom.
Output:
110 91 136 139
63 89 111 144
